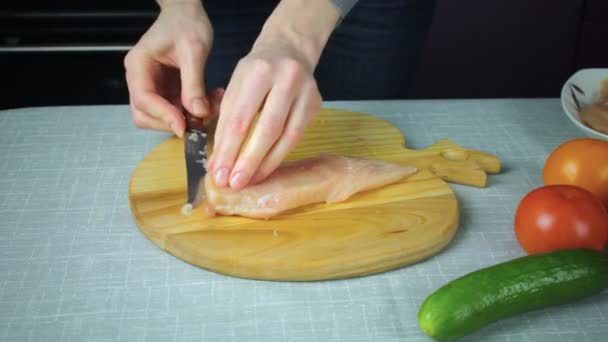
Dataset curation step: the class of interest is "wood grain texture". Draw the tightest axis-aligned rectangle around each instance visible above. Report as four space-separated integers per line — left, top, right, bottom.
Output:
129 108 501 281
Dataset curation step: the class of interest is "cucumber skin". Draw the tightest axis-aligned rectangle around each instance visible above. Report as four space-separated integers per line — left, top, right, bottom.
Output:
418 248 608 341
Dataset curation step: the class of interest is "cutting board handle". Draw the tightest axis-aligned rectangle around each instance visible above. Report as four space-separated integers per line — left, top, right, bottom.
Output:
398 139 501 188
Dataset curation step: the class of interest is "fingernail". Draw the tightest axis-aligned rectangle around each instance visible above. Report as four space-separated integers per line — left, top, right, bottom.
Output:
230 171 248 189
214 168 229 187
170 121 182 138
192 98 207 116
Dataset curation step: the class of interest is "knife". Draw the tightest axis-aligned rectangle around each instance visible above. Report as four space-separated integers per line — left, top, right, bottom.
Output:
182 111 209 214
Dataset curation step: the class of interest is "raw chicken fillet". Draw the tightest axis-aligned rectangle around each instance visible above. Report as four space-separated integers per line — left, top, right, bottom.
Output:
204 154 417 219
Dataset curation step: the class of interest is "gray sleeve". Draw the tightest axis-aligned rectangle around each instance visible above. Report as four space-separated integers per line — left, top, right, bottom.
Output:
331 0 358 17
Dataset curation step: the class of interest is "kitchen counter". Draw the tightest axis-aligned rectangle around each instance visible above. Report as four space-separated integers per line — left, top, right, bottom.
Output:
1 99 606 341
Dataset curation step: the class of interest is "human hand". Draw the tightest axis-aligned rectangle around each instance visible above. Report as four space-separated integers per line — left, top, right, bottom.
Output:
124 0 213 137
208 0 340 190
208 39 322 190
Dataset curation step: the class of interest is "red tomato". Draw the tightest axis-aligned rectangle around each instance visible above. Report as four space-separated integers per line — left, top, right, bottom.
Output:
514 184 608 254
543 138 608 207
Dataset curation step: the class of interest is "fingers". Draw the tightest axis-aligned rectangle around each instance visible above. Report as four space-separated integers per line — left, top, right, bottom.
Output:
130 89 186 137
227 84 295 189
177 39 210 118
251 85 322 185
209 64 272 187
124 50 185 137
129 102 168 132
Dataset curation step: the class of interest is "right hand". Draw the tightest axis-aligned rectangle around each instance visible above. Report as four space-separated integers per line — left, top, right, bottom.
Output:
124 0 213 137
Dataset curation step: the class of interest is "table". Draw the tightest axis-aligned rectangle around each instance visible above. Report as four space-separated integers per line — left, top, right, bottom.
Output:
1 99 606 342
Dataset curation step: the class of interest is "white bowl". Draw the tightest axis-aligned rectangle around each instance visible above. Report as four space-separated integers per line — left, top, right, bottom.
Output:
560 68 608 141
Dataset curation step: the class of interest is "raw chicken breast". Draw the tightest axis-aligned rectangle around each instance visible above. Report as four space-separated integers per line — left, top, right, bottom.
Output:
203 154 417 219
579 78 608 134
580 101 608 134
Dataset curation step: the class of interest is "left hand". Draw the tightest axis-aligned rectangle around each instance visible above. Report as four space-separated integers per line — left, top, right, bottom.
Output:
208 40 322 190
208 0 340 190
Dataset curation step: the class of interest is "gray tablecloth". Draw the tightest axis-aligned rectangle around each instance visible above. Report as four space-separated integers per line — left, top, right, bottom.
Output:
1 99 606 342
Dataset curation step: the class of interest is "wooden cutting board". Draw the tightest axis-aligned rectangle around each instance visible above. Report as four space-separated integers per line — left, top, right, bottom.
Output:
129 108 500 281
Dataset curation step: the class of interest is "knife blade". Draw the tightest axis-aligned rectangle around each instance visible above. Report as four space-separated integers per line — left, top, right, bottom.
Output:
182 112 209 214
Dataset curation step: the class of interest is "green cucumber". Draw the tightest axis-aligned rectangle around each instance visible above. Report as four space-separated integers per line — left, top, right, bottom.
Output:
418 248 608 341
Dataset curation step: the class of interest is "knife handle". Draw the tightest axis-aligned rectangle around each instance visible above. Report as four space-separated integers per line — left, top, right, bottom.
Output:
184 112 206 131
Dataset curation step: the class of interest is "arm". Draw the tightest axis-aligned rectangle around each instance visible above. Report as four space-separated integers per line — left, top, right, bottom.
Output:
331 0 359 16
257 0 342 69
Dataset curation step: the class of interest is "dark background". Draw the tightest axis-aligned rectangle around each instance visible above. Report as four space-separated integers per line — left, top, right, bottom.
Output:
1 0 607 109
